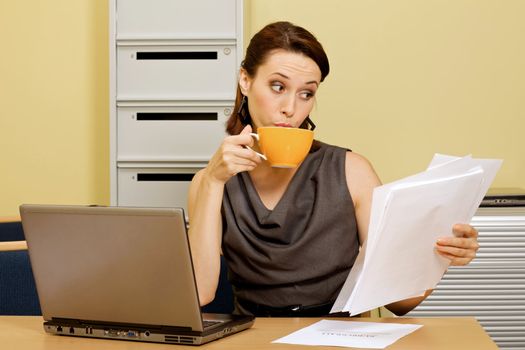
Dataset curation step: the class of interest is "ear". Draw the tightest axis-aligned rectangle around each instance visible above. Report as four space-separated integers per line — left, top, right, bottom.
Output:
238 68 251 95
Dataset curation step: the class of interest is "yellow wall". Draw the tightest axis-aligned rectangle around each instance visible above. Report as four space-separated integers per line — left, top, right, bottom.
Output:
1 1 524 216
0 1 109 216
247 0 525 185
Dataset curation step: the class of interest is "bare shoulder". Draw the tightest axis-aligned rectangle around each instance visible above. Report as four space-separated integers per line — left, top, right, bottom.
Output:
344 151 382 207
345 152 380 182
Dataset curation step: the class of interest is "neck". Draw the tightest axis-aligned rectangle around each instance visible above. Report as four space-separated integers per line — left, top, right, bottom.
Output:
250 161 297 181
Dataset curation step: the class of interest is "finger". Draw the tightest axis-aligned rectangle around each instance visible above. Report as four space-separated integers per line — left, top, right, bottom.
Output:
231 157 259 169
220 156 259 173
229 159 259 176
227 133 255 148
435 250 473 266
221 160 256 178
453 224 478 238
239 124 253 135
435 244 477 259
227 146 262 163
436 237 479 251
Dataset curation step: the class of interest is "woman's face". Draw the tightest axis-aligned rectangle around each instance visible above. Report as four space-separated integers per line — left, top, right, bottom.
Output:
239 50 322 130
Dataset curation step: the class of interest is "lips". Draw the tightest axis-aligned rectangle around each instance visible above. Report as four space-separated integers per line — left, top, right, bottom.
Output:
274 122 293 127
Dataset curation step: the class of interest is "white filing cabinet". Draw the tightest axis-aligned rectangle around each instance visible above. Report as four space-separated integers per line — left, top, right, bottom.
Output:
406 207 525 350
109 0 244 213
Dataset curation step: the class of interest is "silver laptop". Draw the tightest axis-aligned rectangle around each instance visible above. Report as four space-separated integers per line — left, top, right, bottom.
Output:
20 204 254 345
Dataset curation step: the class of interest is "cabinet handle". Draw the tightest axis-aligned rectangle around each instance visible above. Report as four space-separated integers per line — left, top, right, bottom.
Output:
136 51 218 60
136 112 218 121
137 174 195 182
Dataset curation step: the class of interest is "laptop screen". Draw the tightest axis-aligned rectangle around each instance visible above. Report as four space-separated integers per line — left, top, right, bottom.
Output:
20 205 204 332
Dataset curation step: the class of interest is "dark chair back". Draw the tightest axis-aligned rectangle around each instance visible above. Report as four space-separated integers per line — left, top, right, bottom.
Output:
0 220 41 315
201 255 234 314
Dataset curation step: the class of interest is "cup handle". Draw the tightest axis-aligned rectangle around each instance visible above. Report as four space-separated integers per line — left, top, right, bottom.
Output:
247 133 267 160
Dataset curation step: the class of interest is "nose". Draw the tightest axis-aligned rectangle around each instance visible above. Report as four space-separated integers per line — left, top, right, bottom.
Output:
280 94 295 118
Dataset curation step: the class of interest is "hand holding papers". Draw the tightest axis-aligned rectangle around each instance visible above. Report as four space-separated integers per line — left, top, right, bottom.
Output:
331 154 502 316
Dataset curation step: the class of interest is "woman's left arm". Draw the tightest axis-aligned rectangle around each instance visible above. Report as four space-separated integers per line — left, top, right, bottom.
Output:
345 152 480 316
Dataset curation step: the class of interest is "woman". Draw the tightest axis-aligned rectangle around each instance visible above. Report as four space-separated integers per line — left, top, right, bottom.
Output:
188 21 479 317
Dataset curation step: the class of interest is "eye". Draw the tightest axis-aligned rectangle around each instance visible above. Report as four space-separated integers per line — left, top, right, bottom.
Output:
299 90 315 100
270 82 284 93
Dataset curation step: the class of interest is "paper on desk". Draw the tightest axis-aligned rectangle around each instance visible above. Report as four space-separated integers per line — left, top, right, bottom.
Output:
273 320 422 349
332 154 502 315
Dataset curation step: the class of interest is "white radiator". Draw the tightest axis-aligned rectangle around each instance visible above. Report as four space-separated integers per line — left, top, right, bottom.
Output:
406 207 525 349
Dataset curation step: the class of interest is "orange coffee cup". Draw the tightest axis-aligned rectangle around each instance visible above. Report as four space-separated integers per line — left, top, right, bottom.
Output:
249 127 314 168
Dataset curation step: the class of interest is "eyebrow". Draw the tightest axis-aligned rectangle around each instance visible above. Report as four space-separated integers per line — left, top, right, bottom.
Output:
270 72 319 87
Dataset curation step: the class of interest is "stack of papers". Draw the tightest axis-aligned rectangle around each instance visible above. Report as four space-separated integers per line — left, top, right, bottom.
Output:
331 154 502 315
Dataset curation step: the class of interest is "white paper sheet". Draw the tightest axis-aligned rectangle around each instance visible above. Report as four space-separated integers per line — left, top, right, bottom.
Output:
273 320 422 349
331 154 502 315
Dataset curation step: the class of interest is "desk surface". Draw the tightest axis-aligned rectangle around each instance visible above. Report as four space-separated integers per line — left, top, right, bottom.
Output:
0 316 497 349
0 216 20 223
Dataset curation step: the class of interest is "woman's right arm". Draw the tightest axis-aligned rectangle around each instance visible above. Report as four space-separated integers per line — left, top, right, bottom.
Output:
187 125 261 305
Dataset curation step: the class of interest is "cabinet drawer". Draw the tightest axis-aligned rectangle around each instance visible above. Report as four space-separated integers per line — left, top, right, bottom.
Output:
117 168 200 213
116 0 237 39
117 104 230 161
117 44 237 100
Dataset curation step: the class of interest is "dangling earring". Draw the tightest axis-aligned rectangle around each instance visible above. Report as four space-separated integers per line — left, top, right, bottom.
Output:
236 95 251 125
301 116 316 131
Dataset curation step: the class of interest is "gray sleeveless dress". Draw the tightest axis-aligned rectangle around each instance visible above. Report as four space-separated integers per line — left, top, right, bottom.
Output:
221 141 360 315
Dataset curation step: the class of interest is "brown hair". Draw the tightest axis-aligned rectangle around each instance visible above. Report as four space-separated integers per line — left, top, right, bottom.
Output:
226 21 330 135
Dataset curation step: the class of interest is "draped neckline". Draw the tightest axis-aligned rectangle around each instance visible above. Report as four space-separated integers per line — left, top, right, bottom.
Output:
234 140 324 225
240 164 304 213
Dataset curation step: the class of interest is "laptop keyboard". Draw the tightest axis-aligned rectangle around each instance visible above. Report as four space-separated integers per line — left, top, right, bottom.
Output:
203 320 222 328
